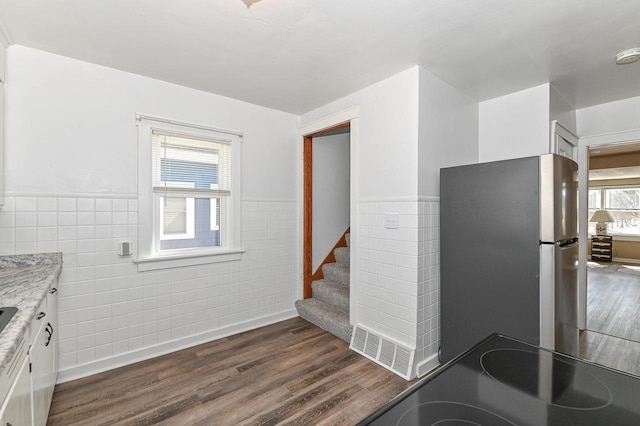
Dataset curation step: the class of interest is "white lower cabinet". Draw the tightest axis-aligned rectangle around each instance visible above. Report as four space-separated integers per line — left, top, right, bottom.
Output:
29 288 58 426
0 356 32 426
0 285 58 426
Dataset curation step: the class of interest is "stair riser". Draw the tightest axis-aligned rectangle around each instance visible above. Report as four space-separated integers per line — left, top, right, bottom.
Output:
334 247 350 266
313 283 349 313
323 263 350 286
295 299 352 342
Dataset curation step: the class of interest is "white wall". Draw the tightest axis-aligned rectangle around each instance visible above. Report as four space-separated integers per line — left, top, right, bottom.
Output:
302 67 425 375
479 83 550 162
4 46 299 199
302 67 420 200
550 84 576 134
413 67 478 373
418 67 478 197
312 132 350 271
577 95 640 136
1 46 300 381
302 65 480 378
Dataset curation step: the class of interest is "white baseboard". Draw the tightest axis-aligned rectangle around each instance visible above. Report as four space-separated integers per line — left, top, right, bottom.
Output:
57 309 298 384
416 353 440 377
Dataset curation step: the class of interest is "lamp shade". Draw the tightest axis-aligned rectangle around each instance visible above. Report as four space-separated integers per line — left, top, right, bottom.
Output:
590 210 615 223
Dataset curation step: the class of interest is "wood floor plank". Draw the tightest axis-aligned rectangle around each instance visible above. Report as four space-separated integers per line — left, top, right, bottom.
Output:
587 263 640 342
579 330 640 377
280 385 363 426
48 317 415 425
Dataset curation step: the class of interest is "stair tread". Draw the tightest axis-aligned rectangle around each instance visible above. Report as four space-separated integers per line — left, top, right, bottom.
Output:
295 298 352 342
323 262 349 271
313 279 349 294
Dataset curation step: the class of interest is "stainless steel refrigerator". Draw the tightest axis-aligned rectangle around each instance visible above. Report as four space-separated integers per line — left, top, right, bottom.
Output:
439 154 579 363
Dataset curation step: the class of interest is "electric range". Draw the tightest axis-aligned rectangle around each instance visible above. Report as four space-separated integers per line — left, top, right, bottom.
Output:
359 334 640 425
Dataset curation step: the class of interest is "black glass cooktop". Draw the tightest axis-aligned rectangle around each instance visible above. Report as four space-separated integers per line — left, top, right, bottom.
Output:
359 334 640 425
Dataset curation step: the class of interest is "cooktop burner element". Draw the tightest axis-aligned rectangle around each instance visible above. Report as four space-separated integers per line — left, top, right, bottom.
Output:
359 334 640 425
480 348 613 410
396 401 517 425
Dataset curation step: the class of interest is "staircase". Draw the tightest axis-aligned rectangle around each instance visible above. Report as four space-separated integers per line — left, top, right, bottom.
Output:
295 233 352 342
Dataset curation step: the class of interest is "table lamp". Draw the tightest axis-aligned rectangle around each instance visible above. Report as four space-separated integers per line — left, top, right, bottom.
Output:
590 210 615 235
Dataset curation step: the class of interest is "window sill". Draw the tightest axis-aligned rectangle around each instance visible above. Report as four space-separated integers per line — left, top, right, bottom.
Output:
134 249 245 272
589 234 640 242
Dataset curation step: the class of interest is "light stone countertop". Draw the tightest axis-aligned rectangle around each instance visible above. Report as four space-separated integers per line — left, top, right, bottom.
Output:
0 253 62 373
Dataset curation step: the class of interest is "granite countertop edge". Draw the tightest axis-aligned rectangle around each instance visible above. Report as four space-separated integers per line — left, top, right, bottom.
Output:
0 253 63 373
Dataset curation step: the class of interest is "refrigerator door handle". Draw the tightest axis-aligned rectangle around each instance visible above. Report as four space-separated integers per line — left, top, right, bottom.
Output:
557 238 578 248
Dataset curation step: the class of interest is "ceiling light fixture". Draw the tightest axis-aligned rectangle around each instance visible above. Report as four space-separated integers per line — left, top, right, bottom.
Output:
240 0 262 8
615 48 640 65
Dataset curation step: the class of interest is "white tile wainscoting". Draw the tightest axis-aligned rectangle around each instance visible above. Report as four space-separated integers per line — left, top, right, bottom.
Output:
357 198 440 377
0 195 298 382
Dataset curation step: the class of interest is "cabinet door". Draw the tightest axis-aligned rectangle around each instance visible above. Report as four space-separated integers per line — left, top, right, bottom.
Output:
30 316 55 426
46 287 58 403
30 319 47 426
29 288 58 426
0 356 32 426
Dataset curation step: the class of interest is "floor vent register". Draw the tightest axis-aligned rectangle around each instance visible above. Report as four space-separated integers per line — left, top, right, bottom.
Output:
350 325 414 380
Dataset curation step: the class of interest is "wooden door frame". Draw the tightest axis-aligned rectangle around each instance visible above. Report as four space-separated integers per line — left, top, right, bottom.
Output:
303 123 350 299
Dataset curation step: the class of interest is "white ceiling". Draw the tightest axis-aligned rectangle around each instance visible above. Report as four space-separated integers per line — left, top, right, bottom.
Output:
1 0 639 114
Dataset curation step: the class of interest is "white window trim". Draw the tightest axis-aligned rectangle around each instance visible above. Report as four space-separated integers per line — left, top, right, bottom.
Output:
135 114 244 271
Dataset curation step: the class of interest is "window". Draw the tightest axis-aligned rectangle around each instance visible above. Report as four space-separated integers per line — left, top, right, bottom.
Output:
135 115 243 270
588 186 640 236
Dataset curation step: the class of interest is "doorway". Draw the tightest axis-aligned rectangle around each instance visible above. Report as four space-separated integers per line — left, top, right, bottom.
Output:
578 133 640 375
298 106 360 320
303 123 350 298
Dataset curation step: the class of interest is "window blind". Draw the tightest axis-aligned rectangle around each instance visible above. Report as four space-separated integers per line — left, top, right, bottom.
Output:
152 131 231 197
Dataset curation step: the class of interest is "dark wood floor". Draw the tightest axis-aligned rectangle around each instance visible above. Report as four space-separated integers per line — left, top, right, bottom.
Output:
579 329 640 377
48 317 415 426
587 262 640 342
581 262 640 377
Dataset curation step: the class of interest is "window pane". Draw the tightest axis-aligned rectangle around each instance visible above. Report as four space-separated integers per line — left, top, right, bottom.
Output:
159 196 221 250
152 132 231 193
605 188 640 210
588 189 601 210
162 197 191 237
606 210 640 235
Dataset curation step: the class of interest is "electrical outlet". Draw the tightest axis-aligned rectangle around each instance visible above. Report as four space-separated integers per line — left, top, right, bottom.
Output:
384 213 399 229
119 242 131 257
